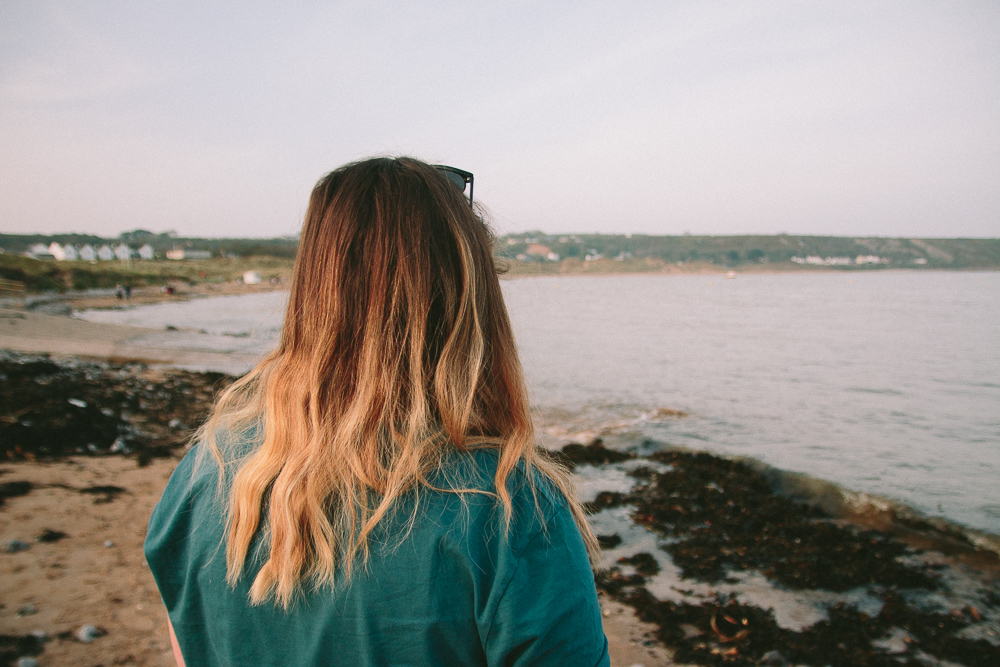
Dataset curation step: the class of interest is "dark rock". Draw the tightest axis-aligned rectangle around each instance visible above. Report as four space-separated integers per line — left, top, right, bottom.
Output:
597 534 622 549
552 439 634 471
36 528 67 543
0 481 32 508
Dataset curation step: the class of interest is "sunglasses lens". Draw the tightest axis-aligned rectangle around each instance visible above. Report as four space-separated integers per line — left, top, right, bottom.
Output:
441 170 467 192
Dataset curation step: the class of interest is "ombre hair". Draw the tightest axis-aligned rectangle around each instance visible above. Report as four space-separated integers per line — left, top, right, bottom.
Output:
197 157 598 608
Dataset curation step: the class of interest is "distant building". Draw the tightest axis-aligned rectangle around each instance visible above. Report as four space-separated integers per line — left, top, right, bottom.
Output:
525 243 551 257
26 243 55 260
49 242 79 260
78 244 97 261
166 248 212 260
97 244 114 261
114 244 133 261
793 255 853 266
138 244 155 260
242 271 262 285
524 244 559 261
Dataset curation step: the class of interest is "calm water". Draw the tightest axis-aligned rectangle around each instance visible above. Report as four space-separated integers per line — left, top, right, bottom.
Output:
77 271 1000 536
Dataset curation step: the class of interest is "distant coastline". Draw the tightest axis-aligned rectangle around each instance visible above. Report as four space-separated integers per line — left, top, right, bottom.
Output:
2 232 998 294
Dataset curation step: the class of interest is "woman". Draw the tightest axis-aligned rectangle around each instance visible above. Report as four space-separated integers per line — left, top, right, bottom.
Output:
145 157 610 666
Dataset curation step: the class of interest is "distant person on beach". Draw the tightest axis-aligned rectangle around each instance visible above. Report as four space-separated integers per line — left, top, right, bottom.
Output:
145 157 610 666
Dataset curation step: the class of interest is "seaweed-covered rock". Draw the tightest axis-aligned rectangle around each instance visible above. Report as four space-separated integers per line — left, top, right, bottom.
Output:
551 439 634 471
631 451 937 591
0 352 232 464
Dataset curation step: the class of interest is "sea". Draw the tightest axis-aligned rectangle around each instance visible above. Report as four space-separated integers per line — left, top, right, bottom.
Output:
76 271 1000 542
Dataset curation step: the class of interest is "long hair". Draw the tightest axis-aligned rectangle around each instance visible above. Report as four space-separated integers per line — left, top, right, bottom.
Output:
197 157 598 608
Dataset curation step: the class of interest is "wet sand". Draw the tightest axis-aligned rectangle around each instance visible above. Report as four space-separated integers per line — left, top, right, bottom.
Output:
0 306 261 372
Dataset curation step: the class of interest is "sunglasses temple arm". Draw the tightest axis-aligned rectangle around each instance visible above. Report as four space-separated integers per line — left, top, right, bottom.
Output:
468 178 474 207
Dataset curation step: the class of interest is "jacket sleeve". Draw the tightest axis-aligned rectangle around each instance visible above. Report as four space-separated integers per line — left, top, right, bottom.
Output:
482 501 610 667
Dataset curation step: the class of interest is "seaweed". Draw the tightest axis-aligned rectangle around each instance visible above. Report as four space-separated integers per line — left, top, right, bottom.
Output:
0 352 232 464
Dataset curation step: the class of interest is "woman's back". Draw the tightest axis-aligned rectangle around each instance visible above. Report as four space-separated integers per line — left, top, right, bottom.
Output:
146 443 608 666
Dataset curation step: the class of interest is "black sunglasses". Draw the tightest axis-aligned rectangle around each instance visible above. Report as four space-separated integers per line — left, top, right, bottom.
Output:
433 165 474 206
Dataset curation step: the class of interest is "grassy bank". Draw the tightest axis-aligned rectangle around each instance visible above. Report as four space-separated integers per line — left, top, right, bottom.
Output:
0 255 294 292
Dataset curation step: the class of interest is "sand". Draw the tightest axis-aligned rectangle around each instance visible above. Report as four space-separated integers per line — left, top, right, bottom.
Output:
1 456 177 666
0 306 260 372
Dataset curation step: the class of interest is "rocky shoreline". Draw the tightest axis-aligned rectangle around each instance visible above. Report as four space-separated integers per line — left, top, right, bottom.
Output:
2 352 999 666
557 442 1000 666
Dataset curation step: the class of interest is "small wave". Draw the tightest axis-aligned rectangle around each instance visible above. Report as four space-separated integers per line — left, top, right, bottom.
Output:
845 386 905 396
981 504 1000 519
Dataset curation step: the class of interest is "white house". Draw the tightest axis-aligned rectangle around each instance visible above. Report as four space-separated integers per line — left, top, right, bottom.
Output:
52 243 80 261
78 244 97 261
138 244 154 260
166 249 212 260
48 242 67 260
26 243 55 260
242 271 262 285
97 244 114 261
114 244 133 261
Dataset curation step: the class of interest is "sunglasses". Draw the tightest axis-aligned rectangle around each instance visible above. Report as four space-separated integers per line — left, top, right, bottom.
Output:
433 165 474 206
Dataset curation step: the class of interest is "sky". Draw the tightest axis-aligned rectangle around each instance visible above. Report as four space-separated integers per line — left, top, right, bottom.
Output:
1 1 998 239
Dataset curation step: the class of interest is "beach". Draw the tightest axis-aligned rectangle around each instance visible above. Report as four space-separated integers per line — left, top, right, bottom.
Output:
0 308 672 667
2 301 999 666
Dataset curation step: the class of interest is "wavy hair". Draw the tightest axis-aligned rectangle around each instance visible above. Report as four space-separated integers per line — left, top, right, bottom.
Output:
197 157 598 608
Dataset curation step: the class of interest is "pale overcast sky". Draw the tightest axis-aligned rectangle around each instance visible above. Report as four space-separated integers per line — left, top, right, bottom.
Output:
1 1 998 238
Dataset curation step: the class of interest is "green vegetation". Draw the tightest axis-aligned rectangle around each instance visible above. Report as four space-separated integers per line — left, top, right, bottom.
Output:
0 253 293 292
2 231 997 293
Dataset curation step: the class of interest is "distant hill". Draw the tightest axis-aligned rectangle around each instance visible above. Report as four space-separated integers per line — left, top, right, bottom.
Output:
496 233 1000 270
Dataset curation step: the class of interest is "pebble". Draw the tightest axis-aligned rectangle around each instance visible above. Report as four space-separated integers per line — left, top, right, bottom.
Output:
4 539 31 553
76 624 100 643
16 604 37 617
29 629 48 641
104 540 115 548
67 398 87 408
16 657 38 667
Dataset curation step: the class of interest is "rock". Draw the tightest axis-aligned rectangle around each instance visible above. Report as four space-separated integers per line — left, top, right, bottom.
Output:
16 604 37 617
36 528 67 543
76 624 100 643
104 540 115 548
761 649 786 664
4 539 31 553
29 629 49 641
16 657 38 667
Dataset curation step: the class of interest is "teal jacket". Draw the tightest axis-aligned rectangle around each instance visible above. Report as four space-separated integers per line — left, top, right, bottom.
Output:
145 445 610 666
